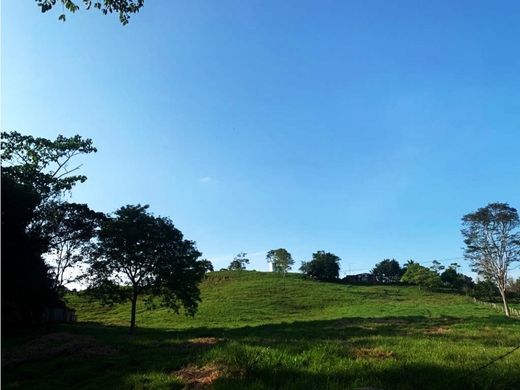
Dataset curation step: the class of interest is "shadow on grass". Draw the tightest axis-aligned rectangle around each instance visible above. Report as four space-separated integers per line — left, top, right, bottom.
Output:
2 314 519 390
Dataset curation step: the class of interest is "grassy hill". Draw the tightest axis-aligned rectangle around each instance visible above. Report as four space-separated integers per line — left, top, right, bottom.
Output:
3 271 520 389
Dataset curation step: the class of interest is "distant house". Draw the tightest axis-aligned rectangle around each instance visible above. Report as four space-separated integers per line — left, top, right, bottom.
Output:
343 273 377 284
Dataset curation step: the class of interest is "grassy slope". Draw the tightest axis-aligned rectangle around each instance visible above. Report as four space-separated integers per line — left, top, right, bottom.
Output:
3 271 520 390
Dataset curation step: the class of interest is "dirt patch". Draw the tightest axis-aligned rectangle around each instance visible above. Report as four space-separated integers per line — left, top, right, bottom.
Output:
424 326 450 335
2 332 118 367
174 337 223 353
353 347 395 360
172 364 225 389
188 337 222 346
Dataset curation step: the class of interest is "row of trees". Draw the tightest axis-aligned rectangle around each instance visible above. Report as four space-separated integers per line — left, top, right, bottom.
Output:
224 202 520 317
1 132 210 333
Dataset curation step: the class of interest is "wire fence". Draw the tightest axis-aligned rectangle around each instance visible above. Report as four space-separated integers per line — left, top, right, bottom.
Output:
472 298 520 318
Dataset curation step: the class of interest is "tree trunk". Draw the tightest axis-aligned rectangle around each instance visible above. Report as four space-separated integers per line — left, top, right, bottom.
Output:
498 287 510 317
129 291 137 334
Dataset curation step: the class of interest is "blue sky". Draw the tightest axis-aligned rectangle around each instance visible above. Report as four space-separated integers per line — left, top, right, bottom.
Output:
2 1 520 276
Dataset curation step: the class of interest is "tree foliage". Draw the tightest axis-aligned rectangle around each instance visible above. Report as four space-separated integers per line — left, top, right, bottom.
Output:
1 131 97 327
42 202 106 295
439 263 474 291
300 251 341 281
266 248 294 275
401 263 441 289
371 259 403 283
228 252 250 271
87 204 207 333
35 0 144 24
461 202 520 316
1 175 58 329
1 131 97 200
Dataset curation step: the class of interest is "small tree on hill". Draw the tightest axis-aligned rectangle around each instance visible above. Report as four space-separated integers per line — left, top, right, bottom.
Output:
88 204 207 334
300 251 340 281
439 263 473 291
228 252 249 271
461 202 520 317
266 248 294 277
371 259 403 283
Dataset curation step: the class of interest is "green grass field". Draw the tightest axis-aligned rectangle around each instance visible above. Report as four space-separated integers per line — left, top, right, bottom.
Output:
3 271 520 389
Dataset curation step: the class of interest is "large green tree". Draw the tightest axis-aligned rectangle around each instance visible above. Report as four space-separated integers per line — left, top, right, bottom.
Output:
401 263 441 290
1 131 97 326
300 251 341 281
88 204 207 334
371 259 403 283
461 202 520 316
35 0 145 24
266 248 294 276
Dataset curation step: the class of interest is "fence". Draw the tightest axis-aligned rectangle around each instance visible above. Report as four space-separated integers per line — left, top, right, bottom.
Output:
472 298 520 318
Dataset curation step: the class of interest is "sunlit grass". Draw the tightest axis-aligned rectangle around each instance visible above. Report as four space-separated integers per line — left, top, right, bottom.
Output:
3 271 520 389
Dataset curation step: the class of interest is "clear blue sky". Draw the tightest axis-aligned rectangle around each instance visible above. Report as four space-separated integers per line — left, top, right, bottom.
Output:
2 1 520 276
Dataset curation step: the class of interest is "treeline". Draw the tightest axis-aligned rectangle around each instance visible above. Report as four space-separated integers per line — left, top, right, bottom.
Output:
1 132 212 334
225 250 520 303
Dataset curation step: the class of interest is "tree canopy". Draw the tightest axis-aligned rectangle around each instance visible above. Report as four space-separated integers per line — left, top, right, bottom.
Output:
228 252 250 271
371 259 403 283
35 0 145 24
87 204 207 333
401 263 441 290
266 248 294 276
300 251 341 281
1 131 97 328
462 202 520 316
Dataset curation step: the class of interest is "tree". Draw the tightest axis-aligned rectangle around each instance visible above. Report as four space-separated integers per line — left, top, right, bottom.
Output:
42 202 106 295
1 131 97 327
439 263 474 291
371 259 403 283
1 131 97 202
1 175 58 329
88 204 207 334
300 251 340 281
228 252 250 271
461 202 520 317
35 0 145 24
401 263 441 289
266 248 294 276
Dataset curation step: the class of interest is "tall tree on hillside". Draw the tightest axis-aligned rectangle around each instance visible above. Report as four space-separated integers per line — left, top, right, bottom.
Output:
42 202 106 295
88 204 207 334
461 202 520 316
266 248 294 277
1 131 97 326
228 252 250 271
300 251 341 281
371 259 403 283
35 0 145 24
1 175 57 328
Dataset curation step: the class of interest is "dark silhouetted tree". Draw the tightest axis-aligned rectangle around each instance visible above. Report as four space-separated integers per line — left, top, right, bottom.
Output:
35 0 145 24
300 251 341 281
1 176 57 328
371 259 403 283
1 131 97 327
42 202 106 295
461 202 520 316
439 263 473 291
88 204 206 334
